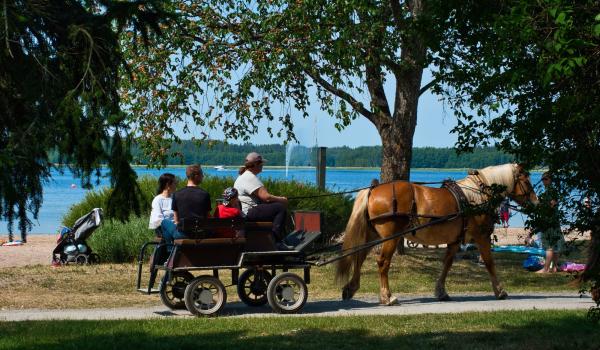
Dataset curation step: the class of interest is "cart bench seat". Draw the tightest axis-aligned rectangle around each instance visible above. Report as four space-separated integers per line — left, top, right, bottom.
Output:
174 238 247 245
180 217 273 237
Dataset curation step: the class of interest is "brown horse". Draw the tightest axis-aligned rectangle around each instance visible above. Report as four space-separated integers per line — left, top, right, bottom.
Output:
335 163 538 305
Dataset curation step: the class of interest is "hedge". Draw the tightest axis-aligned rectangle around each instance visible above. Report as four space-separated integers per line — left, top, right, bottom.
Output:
63 175 354 263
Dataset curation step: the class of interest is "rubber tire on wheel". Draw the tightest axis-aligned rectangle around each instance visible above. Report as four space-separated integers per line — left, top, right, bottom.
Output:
88 253 100 264
75 254 88 265
237 268 272 307
407 240 418 248
267 272 308 314
184 276 227 316
159 271 194 310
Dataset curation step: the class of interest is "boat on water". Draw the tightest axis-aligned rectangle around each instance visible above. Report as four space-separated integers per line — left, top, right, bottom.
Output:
214 165 226 171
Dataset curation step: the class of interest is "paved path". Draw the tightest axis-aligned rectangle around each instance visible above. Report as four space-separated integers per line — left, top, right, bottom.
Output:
0 293 595 321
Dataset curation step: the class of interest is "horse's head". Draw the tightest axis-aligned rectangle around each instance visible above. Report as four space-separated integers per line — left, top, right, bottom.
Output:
509 164 539 206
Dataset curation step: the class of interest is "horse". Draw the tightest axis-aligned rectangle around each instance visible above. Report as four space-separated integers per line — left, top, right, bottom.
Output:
335 163 538 305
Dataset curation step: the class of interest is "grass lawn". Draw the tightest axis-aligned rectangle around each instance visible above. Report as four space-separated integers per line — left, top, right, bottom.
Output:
1 310 598 349
0 247 586 310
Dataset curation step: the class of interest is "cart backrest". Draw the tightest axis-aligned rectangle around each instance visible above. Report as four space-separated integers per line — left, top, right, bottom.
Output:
180 217 244 236
180 217 274 233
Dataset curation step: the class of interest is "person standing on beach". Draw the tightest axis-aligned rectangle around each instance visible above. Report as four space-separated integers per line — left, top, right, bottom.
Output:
500 198 510 229
536 172 565 273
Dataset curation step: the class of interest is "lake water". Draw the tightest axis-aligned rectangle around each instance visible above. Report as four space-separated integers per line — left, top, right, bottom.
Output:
1 167 542 235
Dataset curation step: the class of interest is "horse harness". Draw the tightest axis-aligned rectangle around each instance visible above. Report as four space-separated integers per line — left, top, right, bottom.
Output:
441 180 470 244
366 180 469 244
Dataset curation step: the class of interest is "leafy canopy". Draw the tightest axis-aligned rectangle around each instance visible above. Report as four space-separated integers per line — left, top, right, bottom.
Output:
0 0 170 239
434 0 600 288
121 0 492 167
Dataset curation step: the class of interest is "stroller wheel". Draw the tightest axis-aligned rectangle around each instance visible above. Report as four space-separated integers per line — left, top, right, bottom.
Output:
75 254 88 265
88 253 100 264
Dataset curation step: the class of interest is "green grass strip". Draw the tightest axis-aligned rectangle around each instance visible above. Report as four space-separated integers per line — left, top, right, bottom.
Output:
1 310 598 350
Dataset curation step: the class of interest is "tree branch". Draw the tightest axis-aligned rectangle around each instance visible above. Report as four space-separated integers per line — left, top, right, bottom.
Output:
365 64 392 119
3 0 13 58
419 78 438 96
389 0 403 29
302 65 376 124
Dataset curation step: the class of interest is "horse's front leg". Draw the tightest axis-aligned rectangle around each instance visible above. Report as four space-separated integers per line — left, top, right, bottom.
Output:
477 238 508 300
435 242 460 301
376 239 399 305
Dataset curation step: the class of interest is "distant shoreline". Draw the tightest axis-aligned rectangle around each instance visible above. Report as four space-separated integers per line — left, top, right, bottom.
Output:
49 163 547 172
129 164 545 172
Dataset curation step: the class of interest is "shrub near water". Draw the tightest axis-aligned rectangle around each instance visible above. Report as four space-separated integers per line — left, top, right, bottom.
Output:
63 174 353 263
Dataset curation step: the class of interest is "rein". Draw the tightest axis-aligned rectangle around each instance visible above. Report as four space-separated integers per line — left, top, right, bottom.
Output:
308 212 461 267
286 180 447 200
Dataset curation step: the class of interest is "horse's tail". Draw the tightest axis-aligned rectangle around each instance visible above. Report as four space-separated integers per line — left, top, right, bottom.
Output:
335 188 374 285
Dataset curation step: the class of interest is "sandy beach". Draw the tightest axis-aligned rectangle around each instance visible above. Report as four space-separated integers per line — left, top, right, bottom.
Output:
0 234 57 268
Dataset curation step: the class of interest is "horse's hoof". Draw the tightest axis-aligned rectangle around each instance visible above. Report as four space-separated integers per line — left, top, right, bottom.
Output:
437 293 451 301
342 287 353 301
385 296 399 306
497 290 508 300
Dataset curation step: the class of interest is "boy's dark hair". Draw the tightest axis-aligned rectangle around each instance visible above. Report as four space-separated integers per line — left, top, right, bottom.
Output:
186 164 202 179
157 173 176 195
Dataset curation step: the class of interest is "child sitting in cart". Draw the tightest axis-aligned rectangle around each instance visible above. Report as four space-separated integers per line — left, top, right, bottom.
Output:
213 187 244 238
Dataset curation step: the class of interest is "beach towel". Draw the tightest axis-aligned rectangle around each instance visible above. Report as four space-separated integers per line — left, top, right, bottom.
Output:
492 245 545 256
1 240 24 246
560 262 586 272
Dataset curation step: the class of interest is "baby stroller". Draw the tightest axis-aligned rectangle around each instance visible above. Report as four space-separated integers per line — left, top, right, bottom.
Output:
52 208 102 265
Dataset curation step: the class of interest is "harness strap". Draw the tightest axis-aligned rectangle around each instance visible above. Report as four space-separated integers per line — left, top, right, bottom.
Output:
442 180 469 245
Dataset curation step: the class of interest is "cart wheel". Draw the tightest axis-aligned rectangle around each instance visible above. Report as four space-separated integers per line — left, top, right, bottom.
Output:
184 276 227 316
159 271 194 310
407 240 419 248
88 253 100 264
237 268 272 307
75 254 88 265
267 272 308 314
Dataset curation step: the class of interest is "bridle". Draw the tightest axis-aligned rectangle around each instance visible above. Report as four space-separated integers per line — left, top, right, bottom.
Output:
510 171 536 205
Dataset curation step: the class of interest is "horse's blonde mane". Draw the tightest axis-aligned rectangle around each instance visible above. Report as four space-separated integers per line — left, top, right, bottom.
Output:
456 163 517 205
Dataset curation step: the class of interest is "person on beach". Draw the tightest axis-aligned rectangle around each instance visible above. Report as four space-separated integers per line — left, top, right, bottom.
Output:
500 198 510 229
161 164 212 243
148 173 177 236
536 172 565 273
234 152 290 248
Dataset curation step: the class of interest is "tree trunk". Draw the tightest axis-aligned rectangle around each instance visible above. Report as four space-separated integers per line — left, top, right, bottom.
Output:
380 124 415 183
377 73 421 254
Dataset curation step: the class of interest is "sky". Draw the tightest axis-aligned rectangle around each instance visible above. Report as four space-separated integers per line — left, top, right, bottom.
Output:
178 70 458 149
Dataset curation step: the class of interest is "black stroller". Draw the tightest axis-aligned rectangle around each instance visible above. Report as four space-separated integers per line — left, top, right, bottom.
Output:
52 208 102 265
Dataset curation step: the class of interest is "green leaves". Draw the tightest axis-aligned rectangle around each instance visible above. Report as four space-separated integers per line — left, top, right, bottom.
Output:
120 0 449 169
0 1 171 239
434 0 600 292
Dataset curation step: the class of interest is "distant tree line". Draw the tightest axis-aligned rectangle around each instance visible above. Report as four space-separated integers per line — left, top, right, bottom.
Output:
124 141 513 169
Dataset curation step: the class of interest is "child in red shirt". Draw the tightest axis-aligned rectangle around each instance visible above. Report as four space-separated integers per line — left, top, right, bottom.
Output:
213 187 243 238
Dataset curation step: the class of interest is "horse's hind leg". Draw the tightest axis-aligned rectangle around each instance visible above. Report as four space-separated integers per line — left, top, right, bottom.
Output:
342 249 369 300
477 238 508 299
435 242 460 301
376 238 400 305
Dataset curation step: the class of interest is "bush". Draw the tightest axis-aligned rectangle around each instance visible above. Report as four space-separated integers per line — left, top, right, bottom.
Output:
88 216 153 263
63 174 354 263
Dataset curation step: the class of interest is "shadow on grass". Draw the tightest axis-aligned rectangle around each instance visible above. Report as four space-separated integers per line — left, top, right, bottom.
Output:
1 312 599 350
144 294 593 319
